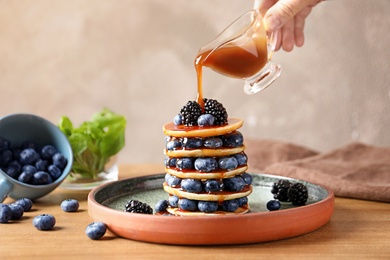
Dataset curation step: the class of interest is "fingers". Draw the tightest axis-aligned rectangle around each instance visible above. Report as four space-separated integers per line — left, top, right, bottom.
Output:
293 6 312 47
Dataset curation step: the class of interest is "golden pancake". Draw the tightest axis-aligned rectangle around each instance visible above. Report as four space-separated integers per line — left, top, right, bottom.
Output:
165 165 248 179
163 118 244 138
165 205 250 216
164 145 245 157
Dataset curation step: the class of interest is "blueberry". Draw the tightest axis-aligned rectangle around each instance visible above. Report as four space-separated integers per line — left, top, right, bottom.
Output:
221 199 239 212
241 173 253 185
218 157 238 170
0 137 11 152
181 179 203 193
52 153 67 170
5 165 20 179
164 173 171 183
166 174 181 187
19 148 40 165
8 160 22 173
18 171 33 184
182 137 203 149
222 131 244 148
204 179 224 192
234 153 248 166
9 203 24 220
85 222 107 240
61 199 79 212
178 198 197 211
198 201 218 213
48 165 62 180
11 148 22 160
33 214 56 230
173 114 183 125
41 145 57 160
21 140 37 150
194 157 217 172
0 204 12 223
0 150 13 166
14 198 33 212
266 200 281 211
223 176 246 192
32 171 53 185
164 157 177 168
176 158 194 170
35 159 48 171
168 195 179 207
166 139 182 151
236 196 248 207
154 200 168 213
203 137 223 148
22 165 37 175
197 114 215 126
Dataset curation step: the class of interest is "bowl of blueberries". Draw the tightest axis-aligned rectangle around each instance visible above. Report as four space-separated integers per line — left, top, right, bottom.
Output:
0 113 73 202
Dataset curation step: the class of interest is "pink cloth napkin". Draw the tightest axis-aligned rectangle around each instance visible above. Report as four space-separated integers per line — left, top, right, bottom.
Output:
246 139 390 202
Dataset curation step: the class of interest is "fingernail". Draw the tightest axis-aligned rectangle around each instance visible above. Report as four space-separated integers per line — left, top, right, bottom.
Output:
265 16 281 31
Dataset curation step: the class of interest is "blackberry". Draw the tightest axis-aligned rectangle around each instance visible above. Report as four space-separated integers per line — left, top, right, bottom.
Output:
203 98 228 125
288 183 308 206
271 179 292 202
179 101 202 126
125 200 153 214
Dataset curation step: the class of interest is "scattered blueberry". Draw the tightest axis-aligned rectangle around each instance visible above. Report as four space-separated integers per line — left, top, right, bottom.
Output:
166 139 182 151
198 201 218 213
176 157 194 170
197 114 215 126
14 198 33 212
32 171 53 185
168 195 179 207
173 114 183 125
223 176 246 192
8 203 24 220
85 222 107 240
204 179 224 192
0 204 12 223
182 137 203 149
194 157 218 172
181 179 202 193
266 200 281 211
203 137 223 148
221 199 239 212
155 200 169 213
178 198 197 211
41 145 57 160
61 199 79 212
33 214 56 230
218 157 238 170
222 131 244 148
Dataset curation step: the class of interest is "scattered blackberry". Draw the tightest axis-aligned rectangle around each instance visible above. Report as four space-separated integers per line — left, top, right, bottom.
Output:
125 200 153 214
203 98 228 125
179 101 202 126
288 183 308 206
271 179 292 202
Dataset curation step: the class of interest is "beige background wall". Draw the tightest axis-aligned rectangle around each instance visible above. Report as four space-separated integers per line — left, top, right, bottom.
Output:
0 0 389 164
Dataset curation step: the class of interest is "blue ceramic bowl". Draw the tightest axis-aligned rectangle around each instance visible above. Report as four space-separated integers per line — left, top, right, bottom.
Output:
0 114 73 202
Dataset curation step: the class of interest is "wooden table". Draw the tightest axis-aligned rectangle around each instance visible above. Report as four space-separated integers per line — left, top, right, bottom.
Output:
1 164 390 259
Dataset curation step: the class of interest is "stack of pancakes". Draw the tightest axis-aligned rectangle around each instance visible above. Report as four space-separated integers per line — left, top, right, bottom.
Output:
162 118 253 216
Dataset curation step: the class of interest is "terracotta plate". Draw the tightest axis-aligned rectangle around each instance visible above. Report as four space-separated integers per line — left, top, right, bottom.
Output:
88 173 334 245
